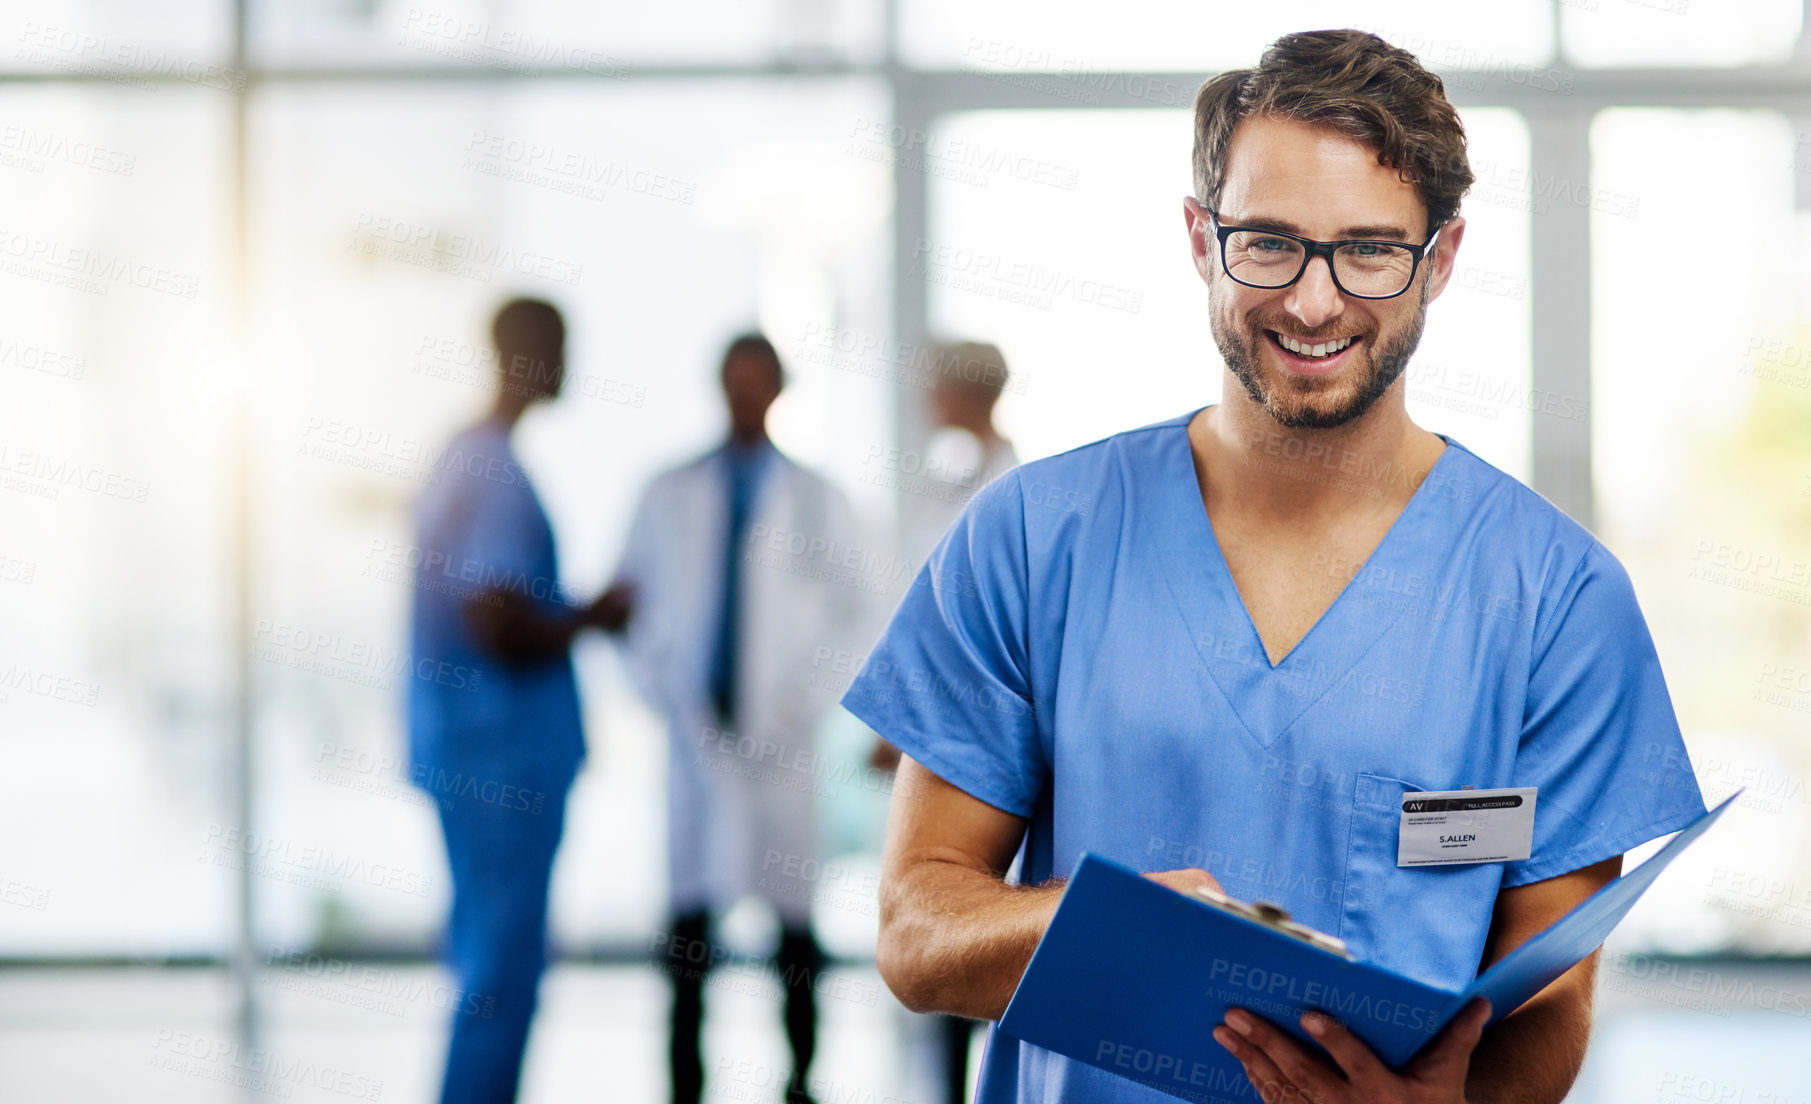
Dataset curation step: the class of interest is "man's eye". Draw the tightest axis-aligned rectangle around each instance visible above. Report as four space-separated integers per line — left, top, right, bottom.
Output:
1252 237 1291 253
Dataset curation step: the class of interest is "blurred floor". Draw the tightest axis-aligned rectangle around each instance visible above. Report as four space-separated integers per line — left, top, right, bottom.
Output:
0 962 915 1103
3 961 1808 1102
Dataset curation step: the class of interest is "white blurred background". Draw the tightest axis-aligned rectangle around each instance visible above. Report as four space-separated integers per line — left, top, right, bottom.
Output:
2 1 1810 1100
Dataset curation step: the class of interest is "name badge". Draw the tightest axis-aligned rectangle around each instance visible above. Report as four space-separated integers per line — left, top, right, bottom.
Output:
1397 787 1537 867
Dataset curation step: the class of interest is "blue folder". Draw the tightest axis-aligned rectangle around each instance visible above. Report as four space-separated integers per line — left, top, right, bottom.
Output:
999 792 1738 1102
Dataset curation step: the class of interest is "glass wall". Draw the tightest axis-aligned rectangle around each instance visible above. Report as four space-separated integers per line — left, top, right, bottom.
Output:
0 83 235 957
246 76 892 954
1591 108 1811 955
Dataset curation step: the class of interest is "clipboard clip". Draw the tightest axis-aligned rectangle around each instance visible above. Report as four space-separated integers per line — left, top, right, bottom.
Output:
1194 885 1353 960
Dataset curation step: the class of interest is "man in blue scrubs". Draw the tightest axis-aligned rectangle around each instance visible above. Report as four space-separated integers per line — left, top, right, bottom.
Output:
844 30 1705 1104
409 298 630 1104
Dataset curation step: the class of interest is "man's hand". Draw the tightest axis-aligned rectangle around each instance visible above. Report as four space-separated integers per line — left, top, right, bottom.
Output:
586 583 634 633
1212 997 1491 1104
466 582 634 663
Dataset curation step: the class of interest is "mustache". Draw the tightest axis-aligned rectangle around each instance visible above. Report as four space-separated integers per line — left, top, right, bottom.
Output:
1248 318 1373 343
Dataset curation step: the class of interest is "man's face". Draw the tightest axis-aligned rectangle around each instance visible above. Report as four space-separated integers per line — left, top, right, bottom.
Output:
930 378 988 429
502 341 564 403
722 349 782 436
534 347 565 401
1184 115 1464 430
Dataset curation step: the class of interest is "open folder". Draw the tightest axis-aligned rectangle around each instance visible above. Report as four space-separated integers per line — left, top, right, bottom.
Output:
999 792 1738 1103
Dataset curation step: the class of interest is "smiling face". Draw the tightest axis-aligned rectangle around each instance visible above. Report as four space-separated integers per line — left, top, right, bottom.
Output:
1185 114 1463 430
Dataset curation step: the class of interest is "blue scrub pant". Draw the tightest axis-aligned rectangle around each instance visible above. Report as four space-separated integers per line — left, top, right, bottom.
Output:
433 775 570 1104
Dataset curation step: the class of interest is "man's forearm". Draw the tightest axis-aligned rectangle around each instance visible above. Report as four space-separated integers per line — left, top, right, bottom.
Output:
877 858 1062 1021
1465 981 1594 1103
464 591 585 665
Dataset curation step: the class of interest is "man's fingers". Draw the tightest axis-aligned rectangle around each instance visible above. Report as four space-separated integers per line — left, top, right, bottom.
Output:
1405 996 1492 1083
1300 1010 1387 1091
1214 1023 1305 1104
1224 1009 1340 1100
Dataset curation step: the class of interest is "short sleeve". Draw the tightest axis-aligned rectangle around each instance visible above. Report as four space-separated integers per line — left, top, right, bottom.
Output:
841 472 1046 817
1502 542 1705 887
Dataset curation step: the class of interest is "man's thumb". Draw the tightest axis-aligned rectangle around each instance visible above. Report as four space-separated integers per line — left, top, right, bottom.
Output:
1407 997 1491 1081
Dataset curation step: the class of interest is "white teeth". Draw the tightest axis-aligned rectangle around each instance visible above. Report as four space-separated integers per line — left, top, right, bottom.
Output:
1275 333 1354 358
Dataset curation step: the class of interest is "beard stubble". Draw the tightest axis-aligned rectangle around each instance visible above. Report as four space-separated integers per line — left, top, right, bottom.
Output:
1210 277 1432 430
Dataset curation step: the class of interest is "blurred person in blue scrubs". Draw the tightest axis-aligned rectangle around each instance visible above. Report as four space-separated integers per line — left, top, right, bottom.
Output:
409 297 631 1104
846 30 1705 1104
612 334 869 1104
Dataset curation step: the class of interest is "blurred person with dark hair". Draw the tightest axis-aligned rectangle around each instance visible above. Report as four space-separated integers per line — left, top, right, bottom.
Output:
408 297 630 1104
611 333 867 1104
844 29 1706 1104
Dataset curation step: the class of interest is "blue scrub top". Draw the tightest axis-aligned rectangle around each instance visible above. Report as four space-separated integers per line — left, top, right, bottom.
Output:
842 409 1704 1104
408 420 584 793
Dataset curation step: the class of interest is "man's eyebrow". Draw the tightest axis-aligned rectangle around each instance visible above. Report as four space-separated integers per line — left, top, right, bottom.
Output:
1221 214 1416 242
1338 223 1415 242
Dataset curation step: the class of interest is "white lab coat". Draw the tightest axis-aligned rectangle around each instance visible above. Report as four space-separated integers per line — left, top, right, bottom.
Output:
613 446 872 923
900 428 1020 569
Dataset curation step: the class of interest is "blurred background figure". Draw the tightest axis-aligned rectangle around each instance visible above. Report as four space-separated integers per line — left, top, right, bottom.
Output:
872 340 1019 1104
612 334 864 1104
900 341 1020 567
408 298 632 1104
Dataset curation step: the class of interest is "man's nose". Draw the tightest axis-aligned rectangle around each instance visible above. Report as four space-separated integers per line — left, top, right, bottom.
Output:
1283 255 1345 329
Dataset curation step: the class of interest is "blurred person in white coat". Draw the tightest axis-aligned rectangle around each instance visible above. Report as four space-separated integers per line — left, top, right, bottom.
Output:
898 341 1021 570
612 333 867 1104
873 341 1018 1104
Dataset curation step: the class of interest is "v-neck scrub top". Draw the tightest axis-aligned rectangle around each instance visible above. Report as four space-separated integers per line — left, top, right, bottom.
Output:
842 409 1705 1104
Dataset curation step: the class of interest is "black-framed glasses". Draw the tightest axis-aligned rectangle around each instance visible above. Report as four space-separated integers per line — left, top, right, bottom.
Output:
1208 212 1440 300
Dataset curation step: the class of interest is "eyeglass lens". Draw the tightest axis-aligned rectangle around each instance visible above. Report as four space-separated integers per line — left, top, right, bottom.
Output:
1223 231 1417 297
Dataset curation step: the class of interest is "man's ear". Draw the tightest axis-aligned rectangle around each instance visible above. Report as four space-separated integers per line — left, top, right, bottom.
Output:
1182 196 1215 285
1423 216 1467 303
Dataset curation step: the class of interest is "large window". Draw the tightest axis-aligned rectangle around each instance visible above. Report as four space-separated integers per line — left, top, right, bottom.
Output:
1591 108 1811 955
901 0 1557 72
246 77 892 953
0 83 235 956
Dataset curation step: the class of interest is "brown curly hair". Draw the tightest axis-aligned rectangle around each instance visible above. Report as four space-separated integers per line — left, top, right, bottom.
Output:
1191 30 1474 235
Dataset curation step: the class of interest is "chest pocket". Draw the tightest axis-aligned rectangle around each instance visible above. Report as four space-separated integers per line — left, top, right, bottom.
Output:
1339 773 1504 991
